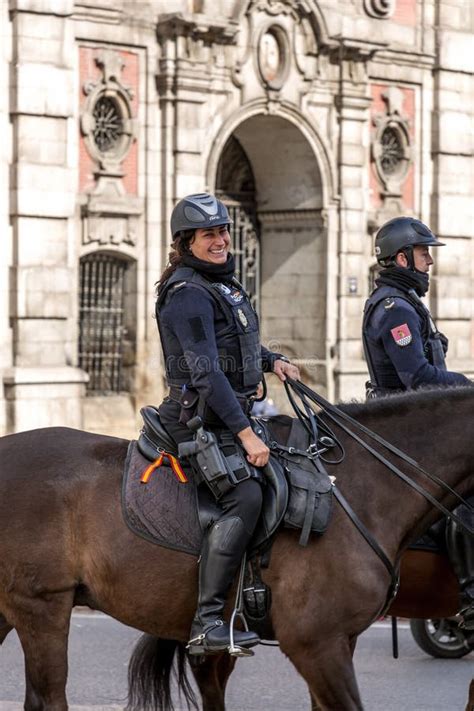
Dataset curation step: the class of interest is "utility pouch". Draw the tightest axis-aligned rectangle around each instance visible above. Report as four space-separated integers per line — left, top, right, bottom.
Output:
283 457 333 545
275 419 333 546
178 388 199 426
178 419 253 500
218 431 255 485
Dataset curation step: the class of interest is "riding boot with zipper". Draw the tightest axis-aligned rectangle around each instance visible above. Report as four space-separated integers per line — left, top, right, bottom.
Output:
187 516 260 655
446 513 474 630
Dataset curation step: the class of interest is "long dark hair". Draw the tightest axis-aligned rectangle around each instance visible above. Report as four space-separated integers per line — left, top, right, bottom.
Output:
157 229 195 292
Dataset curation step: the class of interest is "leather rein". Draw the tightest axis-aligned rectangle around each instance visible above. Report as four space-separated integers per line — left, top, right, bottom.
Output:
283 379 474 598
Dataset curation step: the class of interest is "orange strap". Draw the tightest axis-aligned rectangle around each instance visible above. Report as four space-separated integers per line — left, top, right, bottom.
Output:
140 451 188 484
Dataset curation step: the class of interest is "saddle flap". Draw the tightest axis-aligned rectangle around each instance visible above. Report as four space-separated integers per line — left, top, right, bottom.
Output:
139 406 179 456
196 453 289 554
249 455 289 553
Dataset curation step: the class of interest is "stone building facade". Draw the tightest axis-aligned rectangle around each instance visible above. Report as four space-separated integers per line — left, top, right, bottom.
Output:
0 0 472 437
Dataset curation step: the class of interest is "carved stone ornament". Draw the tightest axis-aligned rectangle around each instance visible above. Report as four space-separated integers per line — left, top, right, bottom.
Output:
257 24 289 89
363 0 396 18
80 176 143 249
371 87 412 197
80 49 138 175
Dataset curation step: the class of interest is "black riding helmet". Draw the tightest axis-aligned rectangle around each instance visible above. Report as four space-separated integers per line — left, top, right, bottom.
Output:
170 193 232 238
375 217 445 268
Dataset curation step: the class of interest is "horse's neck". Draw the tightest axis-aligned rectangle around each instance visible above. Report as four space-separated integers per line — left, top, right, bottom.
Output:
340 393 473 558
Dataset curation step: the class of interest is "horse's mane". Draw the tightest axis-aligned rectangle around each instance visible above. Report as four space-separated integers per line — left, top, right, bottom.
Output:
337 385 474 419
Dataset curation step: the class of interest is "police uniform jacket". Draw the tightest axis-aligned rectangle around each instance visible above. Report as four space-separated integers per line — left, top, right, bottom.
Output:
363 284 470 392
157 266 282 434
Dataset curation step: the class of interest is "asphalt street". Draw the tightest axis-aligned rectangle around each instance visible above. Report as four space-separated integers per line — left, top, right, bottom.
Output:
0 613 472 711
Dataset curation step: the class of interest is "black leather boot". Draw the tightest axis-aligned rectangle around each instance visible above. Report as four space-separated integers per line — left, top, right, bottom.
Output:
446 513 474 630
187 516 260 655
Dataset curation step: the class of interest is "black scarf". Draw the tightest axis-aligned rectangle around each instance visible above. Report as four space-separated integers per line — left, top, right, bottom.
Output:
375 266 429 297
181 252 236 283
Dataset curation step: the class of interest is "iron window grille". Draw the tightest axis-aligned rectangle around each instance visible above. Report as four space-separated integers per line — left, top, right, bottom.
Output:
79 253 130 394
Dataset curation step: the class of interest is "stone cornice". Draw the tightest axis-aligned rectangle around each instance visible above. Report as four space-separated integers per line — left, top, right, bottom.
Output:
156 12 239 44
72 3 122 25
329 36 388 63
374 48 436 70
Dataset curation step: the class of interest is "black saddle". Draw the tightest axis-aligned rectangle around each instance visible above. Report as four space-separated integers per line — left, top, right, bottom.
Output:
138 406 288 553
138 406 178 458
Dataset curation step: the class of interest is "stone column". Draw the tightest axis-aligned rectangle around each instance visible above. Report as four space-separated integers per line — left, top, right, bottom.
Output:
5 0 87 433
332 39 385 400
0 1 13 435
431 1 474 378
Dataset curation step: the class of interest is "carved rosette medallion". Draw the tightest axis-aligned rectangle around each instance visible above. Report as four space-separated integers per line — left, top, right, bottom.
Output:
371 87 412 198
80 49 138 175
79 49 142 250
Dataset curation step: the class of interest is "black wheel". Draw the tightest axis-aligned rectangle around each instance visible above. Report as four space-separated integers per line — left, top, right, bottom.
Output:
410 618 473 659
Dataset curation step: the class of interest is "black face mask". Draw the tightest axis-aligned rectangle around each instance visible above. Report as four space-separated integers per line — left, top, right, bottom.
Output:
375 265 429 297
181 252 236 283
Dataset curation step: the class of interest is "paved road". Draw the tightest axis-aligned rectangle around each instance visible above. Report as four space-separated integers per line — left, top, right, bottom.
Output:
0 613 472 710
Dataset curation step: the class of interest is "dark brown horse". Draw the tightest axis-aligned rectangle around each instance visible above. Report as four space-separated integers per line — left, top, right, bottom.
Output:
389 547 459 619
0 387 473 710
127 528 468 710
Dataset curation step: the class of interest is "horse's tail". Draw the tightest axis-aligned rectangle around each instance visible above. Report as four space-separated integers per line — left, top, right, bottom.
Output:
126 634 198 711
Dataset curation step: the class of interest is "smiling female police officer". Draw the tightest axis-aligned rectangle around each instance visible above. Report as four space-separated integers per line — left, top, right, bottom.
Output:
156 193 299 655
362 215 473 629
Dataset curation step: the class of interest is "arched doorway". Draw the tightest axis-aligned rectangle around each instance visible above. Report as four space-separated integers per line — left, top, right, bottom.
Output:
213 114 327 402
216 136 260 313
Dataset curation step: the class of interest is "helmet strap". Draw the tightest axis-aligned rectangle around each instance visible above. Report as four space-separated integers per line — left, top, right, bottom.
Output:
398 246 415 271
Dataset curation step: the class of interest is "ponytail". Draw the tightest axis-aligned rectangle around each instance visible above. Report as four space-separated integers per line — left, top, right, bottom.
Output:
156 229 195 293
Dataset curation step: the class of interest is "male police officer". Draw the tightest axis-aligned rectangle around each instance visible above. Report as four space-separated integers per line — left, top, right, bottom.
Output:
362 216 474 629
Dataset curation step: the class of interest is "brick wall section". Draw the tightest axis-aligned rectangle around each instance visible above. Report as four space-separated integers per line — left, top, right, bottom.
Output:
78 46 139 195
393 0 417 26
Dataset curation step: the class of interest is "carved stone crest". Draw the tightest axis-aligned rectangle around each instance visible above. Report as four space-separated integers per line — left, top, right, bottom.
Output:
257 25 289 89
80 49 138 175
371 86 412 198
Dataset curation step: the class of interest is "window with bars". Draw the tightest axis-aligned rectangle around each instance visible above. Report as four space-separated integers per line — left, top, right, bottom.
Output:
79 253 135 394
216 135 260 315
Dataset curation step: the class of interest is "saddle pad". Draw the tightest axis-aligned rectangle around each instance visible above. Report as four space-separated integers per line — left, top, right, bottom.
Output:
122 440 202 555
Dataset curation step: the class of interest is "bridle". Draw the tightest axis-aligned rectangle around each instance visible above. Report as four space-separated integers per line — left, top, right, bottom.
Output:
282 378 474 599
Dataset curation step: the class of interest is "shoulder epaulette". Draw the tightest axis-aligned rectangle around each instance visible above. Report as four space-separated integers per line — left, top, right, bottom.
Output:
384 297 395 310
170 281 187 292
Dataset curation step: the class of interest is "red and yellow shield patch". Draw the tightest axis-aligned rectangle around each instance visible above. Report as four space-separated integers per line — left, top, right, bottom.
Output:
390 323 412 347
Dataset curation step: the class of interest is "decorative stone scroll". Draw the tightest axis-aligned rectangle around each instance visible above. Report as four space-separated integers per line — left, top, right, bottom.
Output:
363 0 396 19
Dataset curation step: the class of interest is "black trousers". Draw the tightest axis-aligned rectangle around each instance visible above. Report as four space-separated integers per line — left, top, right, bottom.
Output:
159 398 263 536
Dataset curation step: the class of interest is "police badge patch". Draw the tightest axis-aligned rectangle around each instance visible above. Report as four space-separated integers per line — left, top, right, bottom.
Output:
391 323 412 346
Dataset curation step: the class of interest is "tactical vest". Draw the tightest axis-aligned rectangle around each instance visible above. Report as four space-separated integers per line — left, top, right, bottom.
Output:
156 267 262 393
362 284 446 392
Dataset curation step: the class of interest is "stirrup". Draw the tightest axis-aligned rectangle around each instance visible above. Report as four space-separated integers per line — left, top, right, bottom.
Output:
228 553 256 657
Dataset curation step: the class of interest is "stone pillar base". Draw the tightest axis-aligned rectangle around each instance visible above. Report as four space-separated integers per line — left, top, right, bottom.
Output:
3 366 88 434
83 394 138 440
